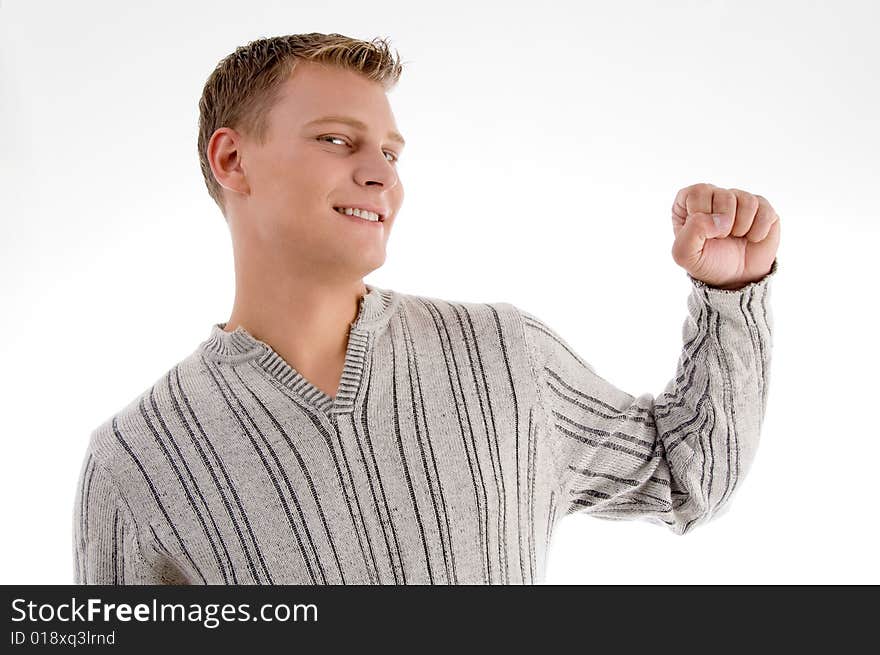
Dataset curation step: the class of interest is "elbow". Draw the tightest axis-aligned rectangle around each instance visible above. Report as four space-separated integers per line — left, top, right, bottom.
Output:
670 492 739 536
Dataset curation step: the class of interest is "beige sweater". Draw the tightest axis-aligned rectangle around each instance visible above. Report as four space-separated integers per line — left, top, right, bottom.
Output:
73 259 777 584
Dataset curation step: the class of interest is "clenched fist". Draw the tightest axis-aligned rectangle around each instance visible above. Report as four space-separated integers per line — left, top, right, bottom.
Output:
671 183 781 290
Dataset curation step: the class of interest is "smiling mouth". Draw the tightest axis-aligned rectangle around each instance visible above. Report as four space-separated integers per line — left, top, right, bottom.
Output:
332 207 385 222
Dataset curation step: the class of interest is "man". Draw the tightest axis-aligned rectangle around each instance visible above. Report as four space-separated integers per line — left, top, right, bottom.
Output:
72 33 780 585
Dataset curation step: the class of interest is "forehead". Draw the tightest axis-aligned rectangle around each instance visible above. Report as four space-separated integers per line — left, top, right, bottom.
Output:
269 61 398 132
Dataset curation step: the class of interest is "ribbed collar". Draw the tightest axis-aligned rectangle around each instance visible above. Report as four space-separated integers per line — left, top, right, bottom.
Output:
198 283 400 415
200 283 399 358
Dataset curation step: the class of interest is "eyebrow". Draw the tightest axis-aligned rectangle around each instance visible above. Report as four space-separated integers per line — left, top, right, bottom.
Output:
304 115 406 147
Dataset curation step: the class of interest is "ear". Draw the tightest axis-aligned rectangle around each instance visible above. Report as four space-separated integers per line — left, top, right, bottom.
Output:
208 127 251 197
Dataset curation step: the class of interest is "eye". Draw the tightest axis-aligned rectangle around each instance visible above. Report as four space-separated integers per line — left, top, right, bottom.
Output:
318 135 399 164
319 135 348 146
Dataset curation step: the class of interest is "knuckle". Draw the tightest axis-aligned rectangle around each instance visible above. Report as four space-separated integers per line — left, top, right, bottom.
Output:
755 193 772 208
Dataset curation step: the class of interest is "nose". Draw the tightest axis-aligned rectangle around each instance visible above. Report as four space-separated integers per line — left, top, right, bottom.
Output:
355 154 399 190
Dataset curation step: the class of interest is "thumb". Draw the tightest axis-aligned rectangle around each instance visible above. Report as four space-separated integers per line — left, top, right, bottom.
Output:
671 212 732 269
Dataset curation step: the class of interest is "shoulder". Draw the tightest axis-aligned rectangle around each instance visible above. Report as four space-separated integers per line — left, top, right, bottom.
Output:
394 290 527 336
395 289 517 314
503 302 598 376
84 350 208 476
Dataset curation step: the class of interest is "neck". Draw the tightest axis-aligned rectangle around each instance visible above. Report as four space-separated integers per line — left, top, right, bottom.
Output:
222 269 369 386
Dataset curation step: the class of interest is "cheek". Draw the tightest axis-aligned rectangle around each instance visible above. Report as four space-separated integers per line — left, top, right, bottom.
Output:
390 187 404 216
285 154 340 198
263 168 322 211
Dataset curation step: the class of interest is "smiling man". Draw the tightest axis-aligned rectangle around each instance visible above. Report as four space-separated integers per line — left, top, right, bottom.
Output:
209 54 405 403
72 33 780 585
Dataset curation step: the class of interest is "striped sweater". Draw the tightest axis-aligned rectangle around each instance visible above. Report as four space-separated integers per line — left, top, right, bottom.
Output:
73 258 777 584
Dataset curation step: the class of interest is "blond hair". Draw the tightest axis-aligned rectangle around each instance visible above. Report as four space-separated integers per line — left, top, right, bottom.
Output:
197 33 405 218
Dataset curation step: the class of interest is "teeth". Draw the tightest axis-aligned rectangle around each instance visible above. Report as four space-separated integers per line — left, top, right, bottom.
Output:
335 207 381 222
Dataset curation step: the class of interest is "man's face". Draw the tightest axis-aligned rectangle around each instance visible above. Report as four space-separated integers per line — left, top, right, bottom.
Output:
226 61 405 281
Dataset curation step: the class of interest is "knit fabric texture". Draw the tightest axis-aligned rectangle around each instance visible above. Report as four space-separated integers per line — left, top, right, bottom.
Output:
73 258 777 584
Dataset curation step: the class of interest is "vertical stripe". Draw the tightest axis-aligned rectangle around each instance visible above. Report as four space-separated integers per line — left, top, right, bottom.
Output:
389 314 435 582
112 508 118 585
358 361 407 583
400 307 457 583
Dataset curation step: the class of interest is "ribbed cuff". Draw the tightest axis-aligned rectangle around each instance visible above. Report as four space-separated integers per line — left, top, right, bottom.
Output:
688 257 778 295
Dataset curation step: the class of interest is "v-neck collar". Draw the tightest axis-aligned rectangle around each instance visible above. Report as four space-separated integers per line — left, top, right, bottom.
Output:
199 283 401 416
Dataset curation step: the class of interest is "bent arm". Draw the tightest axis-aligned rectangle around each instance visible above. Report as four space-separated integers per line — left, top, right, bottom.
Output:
519 258 777 535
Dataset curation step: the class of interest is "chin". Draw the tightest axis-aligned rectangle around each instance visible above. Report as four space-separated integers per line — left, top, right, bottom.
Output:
356 248 387 272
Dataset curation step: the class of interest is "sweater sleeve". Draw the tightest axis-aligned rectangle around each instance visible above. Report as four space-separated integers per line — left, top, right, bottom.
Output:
518 258 777 535
72 451 166 584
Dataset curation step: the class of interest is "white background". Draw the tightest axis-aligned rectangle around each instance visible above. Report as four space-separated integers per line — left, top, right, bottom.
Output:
1 0 878 584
